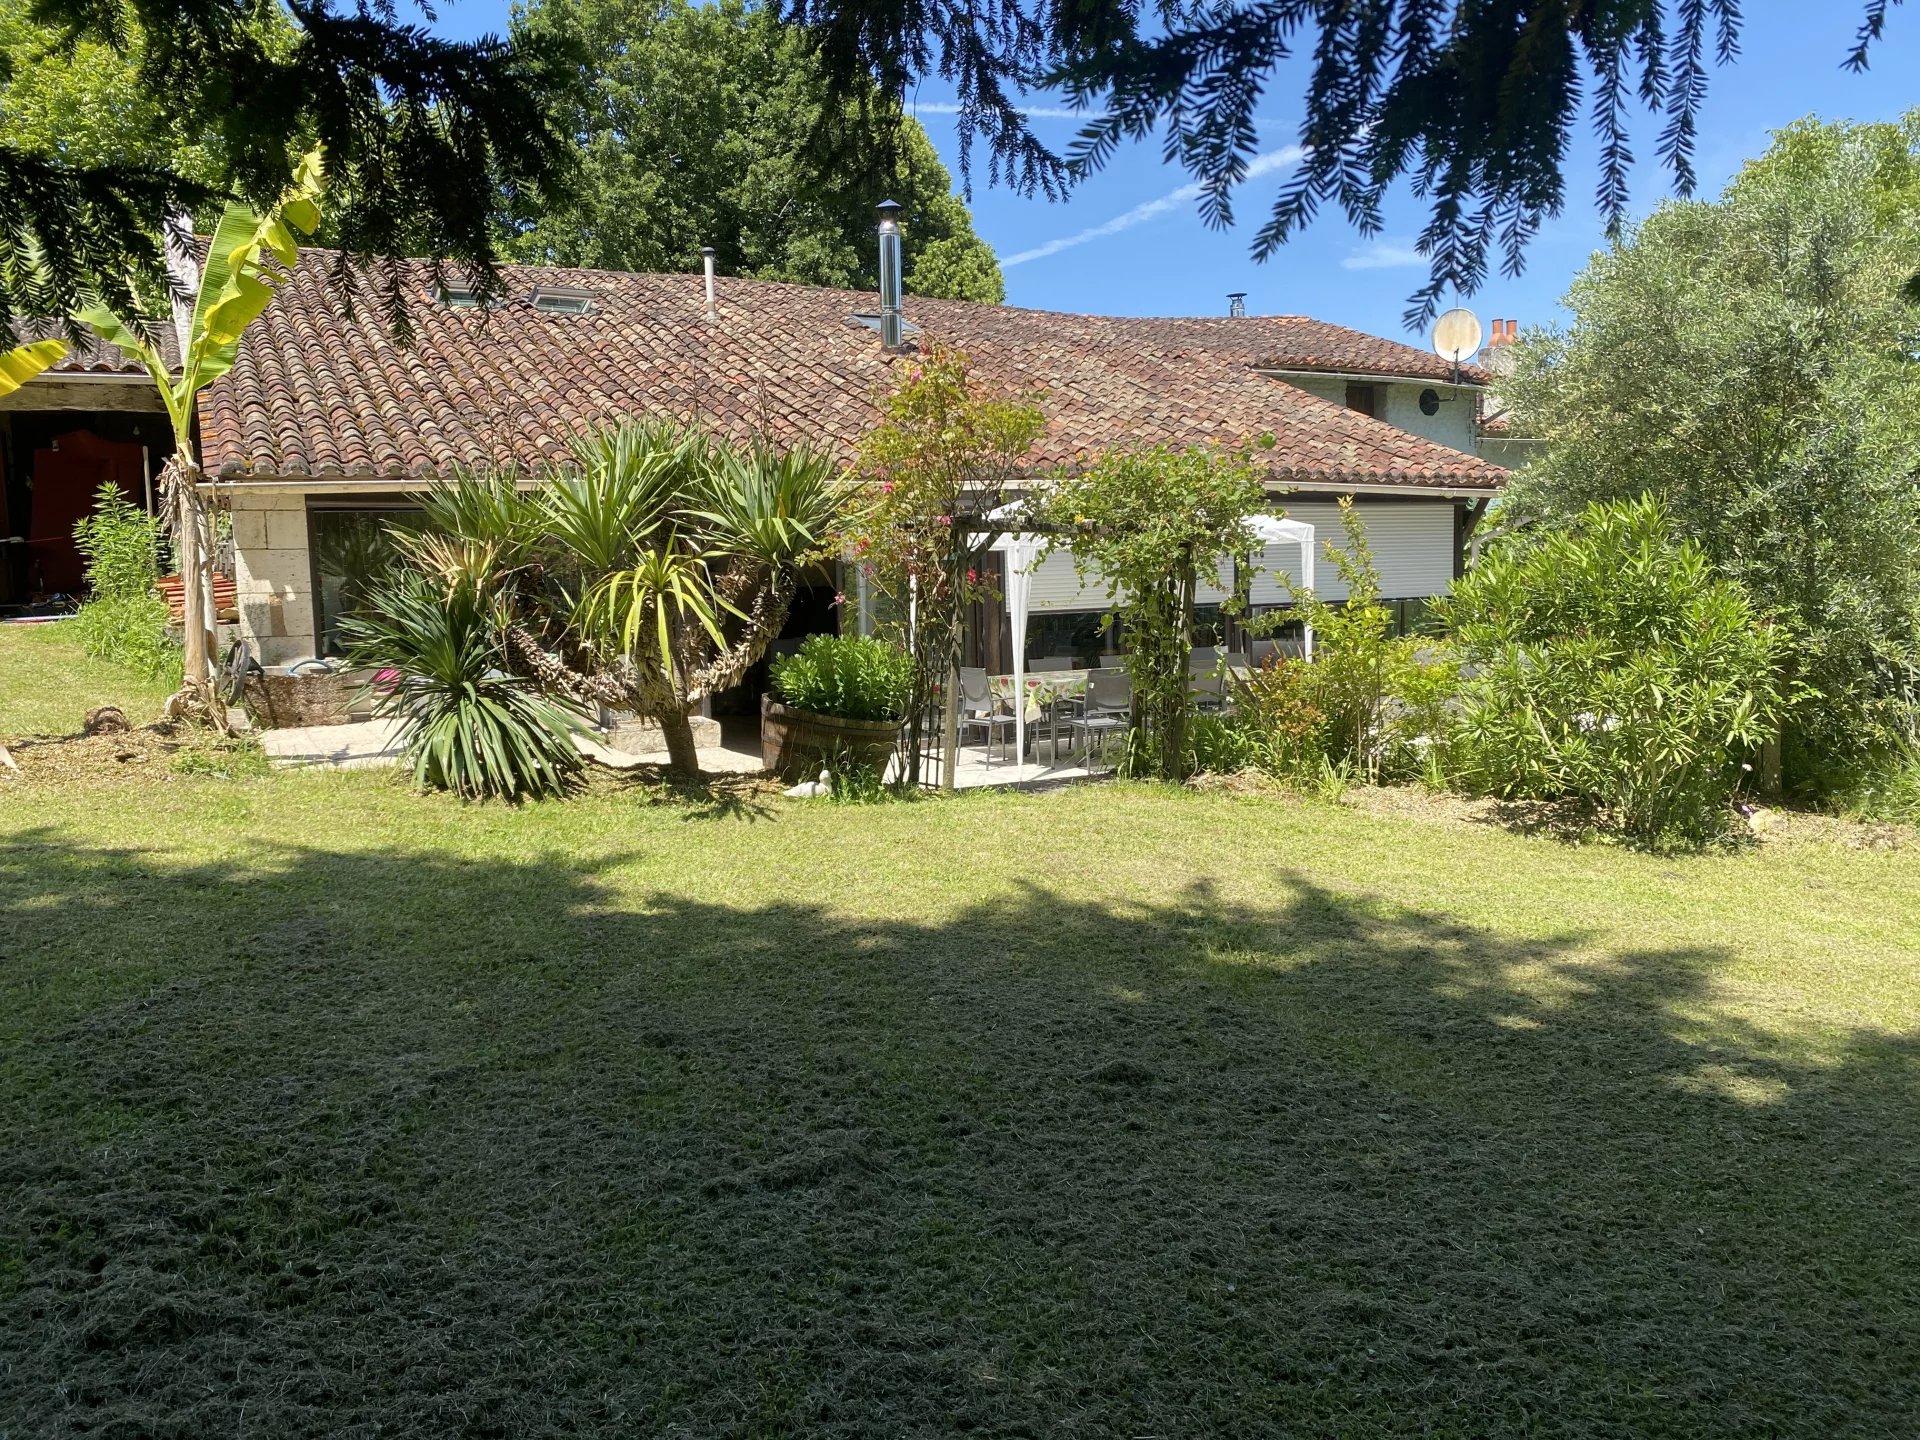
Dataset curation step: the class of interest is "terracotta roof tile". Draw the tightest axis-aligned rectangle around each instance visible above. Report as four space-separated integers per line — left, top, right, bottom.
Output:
14 318 181 376
198 254 1507 493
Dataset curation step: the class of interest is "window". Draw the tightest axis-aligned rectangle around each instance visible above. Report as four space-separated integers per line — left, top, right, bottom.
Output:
309 504 426 656
1190 604 1229 648
1344 383 1378 417
1024 610 1113 667
531 285 596 315
436 285 487 309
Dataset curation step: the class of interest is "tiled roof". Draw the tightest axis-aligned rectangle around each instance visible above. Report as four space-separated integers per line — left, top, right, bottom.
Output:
13 319 180 376
1244 317 1495 387
198 255 1507 493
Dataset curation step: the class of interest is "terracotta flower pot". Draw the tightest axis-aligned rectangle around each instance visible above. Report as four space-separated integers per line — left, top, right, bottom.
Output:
760 694 903 780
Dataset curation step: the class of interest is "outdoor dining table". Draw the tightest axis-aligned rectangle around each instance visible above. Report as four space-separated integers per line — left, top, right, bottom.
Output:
990 670 1087 759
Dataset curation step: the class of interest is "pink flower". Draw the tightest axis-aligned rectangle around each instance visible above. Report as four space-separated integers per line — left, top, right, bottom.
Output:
832 591 847 606
936 514 952 527
966 568 978 584
880 481 895 495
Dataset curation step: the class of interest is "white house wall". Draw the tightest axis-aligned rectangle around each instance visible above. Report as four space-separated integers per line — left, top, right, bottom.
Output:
1277 376 1477 455
1024 498 1456 612
221 490 1459 662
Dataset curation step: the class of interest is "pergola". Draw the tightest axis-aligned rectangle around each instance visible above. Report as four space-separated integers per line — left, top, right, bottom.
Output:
990 512 1317 775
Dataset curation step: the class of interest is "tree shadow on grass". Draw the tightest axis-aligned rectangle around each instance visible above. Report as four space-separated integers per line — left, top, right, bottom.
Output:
0 830 1915 1437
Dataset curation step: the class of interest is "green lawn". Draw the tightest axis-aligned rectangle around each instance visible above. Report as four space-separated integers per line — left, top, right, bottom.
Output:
3 634 1918 1436
0 618 177 739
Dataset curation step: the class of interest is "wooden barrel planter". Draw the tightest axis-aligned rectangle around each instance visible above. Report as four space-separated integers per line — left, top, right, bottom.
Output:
761 694 903 780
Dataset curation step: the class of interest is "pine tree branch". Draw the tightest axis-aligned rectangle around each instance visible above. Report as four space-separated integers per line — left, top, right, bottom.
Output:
777 0 1902 326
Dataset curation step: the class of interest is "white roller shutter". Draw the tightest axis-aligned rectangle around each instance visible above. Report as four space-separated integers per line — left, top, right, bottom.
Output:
1023 500 1455 611
1026 549 1123 613
1251 500 1456 602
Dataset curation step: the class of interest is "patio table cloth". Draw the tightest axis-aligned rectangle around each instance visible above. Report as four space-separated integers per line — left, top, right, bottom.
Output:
991 670 1086 722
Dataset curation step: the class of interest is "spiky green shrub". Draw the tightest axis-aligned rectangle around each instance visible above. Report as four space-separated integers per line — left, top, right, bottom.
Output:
341 575 588 802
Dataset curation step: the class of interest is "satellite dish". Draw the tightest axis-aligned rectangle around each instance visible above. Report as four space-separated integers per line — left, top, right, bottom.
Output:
1431 307 1483 366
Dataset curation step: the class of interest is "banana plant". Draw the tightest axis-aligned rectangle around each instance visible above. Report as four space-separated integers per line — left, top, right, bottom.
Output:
0 339 68 396
72 146 324 722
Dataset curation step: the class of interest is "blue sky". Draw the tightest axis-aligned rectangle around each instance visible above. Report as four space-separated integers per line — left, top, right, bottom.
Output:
435 1 1920 340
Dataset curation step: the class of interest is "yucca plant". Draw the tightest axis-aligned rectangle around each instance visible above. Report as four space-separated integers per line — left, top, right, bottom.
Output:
341 574 588 802
535 423 840 774
369 424 843 777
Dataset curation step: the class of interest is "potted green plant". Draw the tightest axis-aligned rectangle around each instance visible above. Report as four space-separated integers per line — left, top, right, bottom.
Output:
763 633 914 779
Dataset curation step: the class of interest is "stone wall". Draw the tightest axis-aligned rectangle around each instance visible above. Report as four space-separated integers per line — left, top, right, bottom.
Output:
227 490 318 666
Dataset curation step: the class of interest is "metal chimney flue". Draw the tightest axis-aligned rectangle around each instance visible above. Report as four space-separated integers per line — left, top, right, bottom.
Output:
1227 291 1248 318
701 246 717 324
876 200 905 350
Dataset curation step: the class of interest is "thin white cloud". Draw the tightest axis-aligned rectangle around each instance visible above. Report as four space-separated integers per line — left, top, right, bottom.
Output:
909 101 1088 121
1000 146 1308 268
1341 243 1426 271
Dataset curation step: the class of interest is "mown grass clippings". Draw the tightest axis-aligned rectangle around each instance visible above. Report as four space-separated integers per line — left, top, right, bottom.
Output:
0 620 177 742
4 623 1919 1437
3 765 1917 1438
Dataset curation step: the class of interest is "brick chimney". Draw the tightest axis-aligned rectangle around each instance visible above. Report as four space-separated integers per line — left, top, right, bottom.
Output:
1479 319 1519 376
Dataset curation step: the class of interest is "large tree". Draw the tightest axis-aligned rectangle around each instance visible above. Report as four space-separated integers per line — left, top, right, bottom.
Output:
0 0 573 341
775 0 1905 324
1499 112 1920 791
505 0 1003 303
0 0 225 199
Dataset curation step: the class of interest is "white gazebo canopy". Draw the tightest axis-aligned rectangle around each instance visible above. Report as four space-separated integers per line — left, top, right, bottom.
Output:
988 509 1316 775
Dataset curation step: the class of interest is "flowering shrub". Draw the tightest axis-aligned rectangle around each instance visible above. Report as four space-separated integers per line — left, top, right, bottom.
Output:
842 347 1044 786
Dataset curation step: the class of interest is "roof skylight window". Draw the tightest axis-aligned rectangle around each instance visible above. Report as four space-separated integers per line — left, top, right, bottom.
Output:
532 285 597 315
437 285 488 309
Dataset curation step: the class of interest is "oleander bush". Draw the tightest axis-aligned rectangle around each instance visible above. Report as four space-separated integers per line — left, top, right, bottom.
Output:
71 483 180 682
1441 496 1794 848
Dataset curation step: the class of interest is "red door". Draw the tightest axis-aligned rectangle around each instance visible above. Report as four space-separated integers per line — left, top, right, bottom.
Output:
28 430 146 597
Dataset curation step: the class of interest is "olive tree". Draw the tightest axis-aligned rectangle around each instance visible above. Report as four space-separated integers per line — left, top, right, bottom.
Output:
1501 113 1920 792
